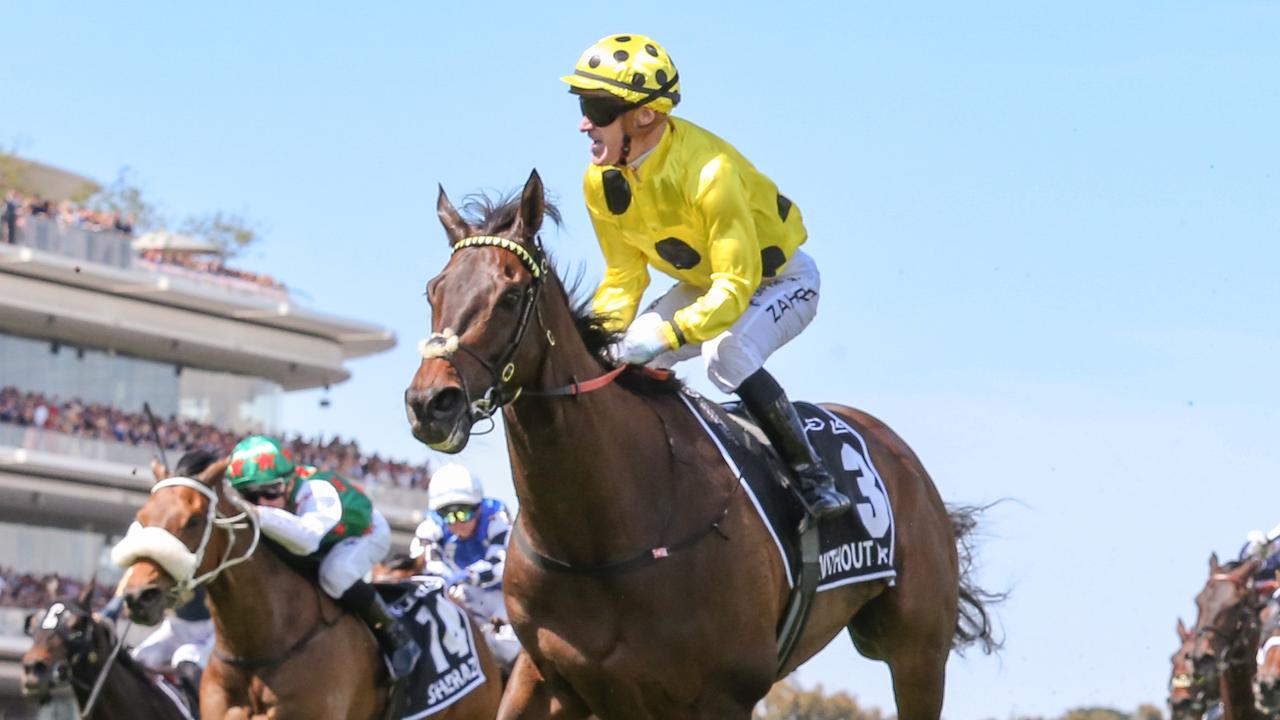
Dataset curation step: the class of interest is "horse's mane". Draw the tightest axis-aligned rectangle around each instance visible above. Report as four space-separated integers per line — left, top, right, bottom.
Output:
175 448 220 477
458 190 681 396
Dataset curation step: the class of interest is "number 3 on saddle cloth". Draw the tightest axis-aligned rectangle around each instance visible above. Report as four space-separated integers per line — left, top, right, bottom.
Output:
680 388 897 592
377 577 488 718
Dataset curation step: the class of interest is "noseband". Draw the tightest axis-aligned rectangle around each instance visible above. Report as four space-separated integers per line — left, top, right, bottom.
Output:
1195 572 1261 672
418 235 552 423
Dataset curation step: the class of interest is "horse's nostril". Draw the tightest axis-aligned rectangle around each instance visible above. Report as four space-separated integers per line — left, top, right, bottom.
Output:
427 388 463 420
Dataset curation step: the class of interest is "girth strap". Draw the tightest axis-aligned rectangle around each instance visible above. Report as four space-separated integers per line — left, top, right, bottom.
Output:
511 508 731 578
775 521 820 673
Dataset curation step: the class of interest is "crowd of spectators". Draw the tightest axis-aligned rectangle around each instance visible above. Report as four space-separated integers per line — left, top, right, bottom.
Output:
0 567 114 610
137 248 287 291
0 386 432 490
3 189 134 241
2 188 285 292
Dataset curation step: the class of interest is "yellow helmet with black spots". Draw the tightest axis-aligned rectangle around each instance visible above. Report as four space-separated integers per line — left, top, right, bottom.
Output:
561 34 680 114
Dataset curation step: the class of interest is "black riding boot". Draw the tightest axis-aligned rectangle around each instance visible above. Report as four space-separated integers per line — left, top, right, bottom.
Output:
340 581 422 681
737 369 852 520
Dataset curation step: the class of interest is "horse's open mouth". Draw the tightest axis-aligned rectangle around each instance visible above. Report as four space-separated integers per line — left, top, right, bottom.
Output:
410 416 472 454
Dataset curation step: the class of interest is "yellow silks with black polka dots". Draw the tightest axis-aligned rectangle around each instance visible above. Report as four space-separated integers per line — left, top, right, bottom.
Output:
586 117 808 347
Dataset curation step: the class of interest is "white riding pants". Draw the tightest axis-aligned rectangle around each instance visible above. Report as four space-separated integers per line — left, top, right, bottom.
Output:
453 583 521 669
132 615 215 670
644 249 821 393
319 511 391 598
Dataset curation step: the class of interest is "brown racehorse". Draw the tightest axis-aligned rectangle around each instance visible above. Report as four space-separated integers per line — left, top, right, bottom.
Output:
22 585 192 720
115 459 501 720
1190 554 1264 720
404 171 999 719
1252 593 1280 715
1171 617 1219 720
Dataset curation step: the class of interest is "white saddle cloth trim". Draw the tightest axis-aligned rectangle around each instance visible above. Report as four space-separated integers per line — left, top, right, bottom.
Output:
677 393 794 589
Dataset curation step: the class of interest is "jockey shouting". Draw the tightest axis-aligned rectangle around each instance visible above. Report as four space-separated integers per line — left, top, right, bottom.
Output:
562 33 852 519
226 435 422 680
410 464 521 669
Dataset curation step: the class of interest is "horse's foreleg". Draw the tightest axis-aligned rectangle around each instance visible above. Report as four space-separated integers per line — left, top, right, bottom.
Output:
497 652 591 720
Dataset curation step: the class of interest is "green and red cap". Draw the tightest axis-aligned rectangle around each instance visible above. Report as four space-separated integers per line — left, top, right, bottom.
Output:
226 435 296 488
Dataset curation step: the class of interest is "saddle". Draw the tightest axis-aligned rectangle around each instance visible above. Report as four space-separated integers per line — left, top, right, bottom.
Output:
676 387 898 668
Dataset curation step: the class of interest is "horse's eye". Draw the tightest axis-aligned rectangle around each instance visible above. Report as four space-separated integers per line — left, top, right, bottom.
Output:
498 289 523 312
184 515 203 530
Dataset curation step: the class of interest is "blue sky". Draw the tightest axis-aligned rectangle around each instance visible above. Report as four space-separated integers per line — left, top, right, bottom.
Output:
6 2 1278 717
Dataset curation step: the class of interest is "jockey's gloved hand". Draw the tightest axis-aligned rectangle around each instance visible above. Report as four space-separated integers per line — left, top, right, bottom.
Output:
444 569 468 587
610 312 677 366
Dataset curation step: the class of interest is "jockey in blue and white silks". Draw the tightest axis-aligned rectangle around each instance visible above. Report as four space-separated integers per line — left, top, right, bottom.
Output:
411 464 520 669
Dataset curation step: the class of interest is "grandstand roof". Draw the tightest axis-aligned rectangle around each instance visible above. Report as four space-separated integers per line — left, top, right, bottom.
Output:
0 243 396 390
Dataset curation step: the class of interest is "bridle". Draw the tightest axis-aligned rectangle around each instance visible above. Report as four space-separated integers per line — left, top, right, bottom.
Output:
28 601 131 719
1193 572 1262 674
418 233 637 427
418 235 552 425
112 476 261 602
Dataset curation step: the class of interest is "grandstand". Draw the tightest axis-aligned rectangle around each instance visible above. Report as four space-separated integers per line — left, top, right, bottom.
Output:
0 159 427 717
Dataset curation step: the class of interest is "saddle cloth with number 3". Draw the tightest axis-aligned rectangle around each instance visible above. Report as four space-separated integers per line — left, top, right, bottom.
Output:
678 388 897 592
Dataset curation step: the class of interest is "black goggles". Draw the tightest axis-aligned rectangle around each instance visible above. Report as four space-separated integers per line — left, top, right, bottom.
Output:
242 483 286 502
578 95 634 127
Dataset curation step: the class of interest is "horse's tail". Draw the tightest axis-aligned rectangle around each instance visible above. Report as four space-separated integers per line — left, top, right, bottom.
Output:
948 503 1006 655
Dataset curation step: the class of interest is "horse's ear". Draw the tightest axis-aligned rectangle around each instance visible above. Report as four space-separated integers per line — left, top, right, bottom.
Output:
1176 617 1189 639
510 169 545 241
437 184 469 246
150 458 169 483
197 458 229 487
1209 552 1220 571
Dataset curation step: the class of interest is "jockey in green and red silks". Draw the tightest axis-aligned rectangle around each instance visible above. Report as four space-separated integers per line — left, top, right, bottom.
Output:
226 435 421 680
563 33 851 520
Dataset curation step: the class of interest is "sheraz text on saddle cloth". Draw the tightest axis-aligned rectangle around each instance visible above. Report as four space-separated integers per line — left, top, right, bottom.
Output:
679 391 897 591
383 578 488 719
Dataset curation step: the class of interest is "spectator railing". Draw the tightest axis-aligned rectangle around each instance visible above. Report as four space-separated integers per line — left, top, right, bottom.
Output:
134 257 290 301
15 216 134 270
0 424 430 513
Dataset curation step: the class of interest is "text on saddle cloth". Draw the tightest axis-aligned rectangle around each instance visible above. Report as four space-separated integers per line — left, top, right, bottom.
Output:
679 390 897 592
379 578 487 718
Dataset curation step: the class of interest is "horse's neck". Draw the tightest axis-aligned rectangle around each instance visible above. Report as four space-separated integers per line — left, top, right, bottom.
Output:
207 542 316 660
504 300 692 563
74 653 158 720
1220 620 1262 720
1220 664 1259 720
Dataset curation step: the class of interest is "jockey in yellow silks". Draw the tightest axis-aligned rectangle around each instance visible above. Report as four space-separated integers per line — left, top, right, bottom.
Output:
562 34 851 520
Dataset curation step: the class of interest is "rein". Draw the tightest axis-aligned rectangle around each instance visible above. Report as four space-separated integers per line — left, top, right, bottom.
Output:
419 234 654 419
418 235 550 422
112 476 261 602
76 620 130 720
1195 573 1263 672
